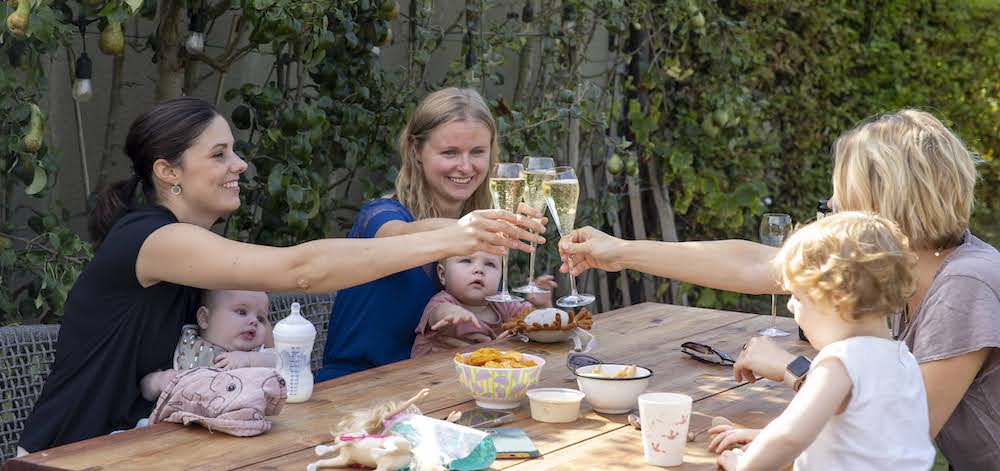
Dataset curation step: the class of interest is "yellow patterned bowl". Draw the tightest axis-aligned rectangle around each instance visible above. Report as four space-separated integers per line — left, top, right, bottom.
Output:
454 352 546 409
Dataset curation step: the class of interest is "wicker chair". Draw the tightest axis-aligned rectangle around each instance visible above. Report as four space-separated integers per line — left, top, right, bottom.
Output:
267 291 336 376
0 324 60 464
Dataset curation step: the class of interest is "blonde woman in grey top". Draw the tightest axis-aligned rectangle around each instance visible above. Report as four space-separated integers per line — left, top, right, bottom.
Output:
557 110 999 470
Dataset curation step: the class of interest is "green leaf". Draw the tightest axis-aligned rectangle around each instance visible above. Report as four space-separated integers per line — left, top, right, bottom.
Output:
25 166 47 195
125 0 143 13
267 164 285 196
414 49 430 65
286 184 305 204
697 288 718 308
306 189 321 218
98 2 131 23
266 128 282 143
655 282 670 300
285 210 308 231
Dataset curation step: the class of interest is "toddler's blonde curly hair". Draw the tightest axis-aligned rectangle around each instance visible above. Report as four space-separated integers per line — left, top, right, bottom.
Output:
775 211 917 320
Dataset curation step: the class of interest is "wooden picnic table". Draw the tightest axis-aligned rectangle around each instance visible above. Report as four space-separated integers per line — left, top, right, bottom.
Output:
5 302 813 471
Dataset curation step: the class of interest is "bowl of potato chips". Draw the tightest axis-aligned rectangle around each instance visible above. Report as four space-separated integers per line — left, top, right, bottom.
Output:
454 348 546 410
573 363 652 414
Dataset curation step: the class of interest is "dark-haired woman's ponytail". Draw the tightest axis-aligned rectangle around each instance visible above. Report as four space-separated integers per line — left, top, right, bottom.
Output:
88 176 140 248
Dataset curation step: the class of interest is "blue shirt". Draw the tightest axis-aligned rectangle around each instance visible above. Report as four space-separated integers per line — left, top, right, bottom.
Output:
316 198 439 381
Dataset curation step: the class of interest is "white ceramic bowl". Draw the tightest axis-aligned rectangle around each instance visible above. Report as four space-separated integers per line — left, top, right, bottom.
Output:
573 364 653 414
454 353 545 410
526 388 586 423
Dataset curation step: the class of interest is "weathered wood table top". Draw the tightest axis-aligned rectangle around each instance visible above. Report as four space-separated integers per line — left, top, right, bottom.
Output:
6 302 812 471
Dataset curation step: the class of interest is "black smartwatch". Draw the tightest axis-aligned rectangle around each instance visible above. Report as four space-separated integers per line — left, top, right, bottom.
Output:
786 356 811 392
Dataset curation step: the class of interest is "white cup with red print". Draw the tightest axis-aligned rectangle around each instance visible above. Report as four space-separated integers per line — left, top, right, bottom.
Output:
638 392 693 467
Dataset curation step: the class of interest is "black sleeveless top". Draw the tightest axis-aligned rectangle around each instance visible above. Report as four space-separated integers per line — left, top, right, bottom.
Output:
18 206 201 452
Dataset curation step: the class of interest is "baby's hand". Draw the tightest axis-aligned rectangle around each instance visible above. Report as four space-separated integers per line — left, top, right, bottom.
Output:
140 369 179 402
431 305 483 331
215 351 267 370
717 448 744 470
708 426 760 453
526 275 558 308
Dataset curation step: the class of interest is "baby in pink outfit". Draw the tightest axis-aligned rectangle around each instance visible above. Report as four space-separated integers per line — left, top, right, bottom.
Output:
411 252 555 357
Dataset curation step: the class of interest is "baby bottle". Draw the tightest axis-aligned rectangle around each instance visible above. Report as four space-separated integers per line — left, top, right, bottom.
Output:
272 302 316 403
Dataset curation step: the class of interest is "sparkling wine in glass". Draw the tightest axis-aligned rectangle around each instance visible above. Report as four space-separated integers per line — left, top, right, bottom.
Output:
513 157 555 295
759 213 793 337
486 163 526 303
545 167 595 308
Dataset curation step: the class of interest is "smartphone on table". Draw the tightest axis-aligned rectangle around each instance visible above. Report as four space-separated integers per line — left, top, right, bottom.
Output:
453 408 515 429
484 427 539 459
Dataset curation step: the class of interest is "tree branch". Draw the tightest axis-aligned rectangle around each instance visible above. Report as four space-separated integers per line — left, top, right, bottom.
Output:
98 52 125 193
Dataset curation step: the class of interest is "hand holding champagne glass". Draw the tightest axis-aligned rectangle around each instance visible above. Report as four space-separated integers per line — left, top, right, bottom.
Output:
486 163 526 302
545 167 595 308
513 157 555 295
759 213 792 337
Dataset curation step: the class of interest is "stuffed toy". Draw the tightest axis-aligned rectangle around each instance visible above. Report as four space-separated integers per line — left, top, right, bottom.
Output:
309 389 495 471
307 435 413 471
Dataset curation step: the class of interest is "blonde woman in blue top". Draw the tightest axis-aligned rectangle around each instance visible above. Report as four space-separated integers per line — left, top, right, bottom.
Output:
318 88 548 380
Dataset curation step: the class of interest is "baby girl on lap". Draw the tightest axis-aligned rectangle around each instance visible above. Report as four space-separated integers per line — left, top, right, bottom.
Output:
411 252 555 357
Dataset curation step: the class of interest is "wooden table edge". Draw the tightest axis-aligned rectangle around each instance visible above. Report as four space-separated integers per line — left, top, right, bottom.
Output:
6 303 777 471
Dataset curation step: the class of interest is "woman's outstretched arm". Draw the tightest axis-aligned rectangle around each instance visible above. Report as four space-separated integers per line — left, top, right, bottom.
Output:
137 210 545 293
558 226 784 295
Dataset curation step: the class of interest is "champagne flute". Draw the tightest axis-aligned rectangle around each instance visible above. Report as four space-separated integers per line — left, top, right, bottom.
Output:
545 166 595 308
513 156 555 295
485 163 526 303
759 213 793 337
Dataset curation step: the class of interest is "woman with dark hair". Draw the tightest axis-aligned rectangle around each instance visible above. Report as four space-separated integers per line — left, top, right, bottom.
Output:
16 97 544 453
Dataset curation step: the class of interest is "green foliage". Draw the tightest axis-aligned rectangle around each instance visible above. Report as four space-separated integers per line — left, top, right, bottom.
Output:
1 0 997 324
0 209 92 324
1 1 87 325
640 0 1000 311
224 0 613 250
224 0 413 245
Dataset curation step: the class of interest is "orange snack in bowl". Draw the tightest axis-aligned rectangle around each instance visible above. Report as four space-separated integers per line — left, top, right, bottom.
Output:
456 347 538 368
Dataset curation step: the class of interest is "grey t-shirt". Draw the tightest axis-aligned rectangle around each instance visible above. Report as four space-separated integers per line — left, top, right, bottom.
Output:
893 231 1000 471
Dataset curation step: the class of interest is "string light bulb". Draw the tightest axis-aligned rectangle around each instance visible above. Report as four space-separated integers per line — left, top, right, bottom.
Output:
185 11 208 54
72 52 94 102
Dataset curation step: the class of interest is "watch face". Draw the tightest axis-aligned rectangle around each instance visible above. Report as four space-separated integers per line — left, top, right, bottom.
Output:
787 356 811 377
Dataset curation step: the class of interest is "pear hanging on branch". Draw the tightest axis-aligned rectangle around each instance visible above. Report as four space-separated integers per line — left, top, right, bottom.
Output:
379 0 399 21
100 21 125 56
607 153 624 175
23 103 44 153
5 0 30 38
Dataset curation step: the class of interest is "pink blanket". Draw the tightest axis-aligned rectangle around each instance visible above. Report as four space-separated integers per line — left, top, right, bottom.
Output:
149 367 287 436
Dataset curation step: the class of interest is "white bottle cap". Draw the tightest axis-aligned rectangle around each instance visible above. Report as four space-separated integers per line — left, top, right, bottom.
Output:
273 302 317 344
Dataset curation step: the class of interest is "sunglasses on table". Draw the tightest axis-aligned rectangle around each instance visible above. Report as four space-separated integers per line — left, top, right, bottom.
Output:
566 353 602 372
680 341 735 366
567 342 735 370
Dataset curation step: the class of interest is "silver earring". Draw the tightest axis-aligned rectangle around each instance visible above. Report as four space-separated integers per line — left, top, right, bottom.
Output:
171 184 182 195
